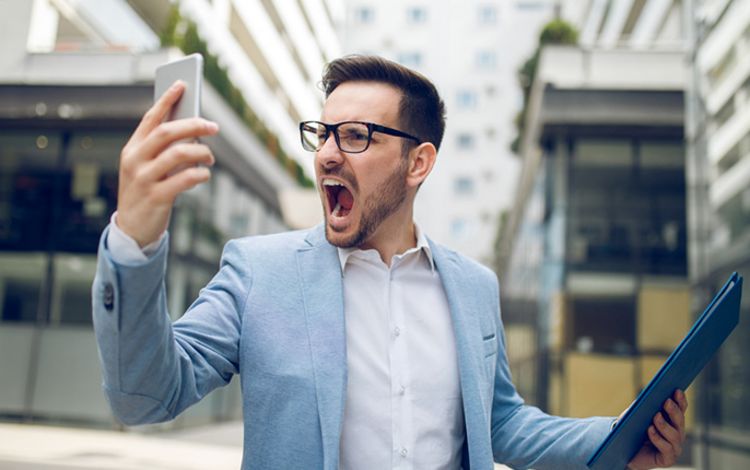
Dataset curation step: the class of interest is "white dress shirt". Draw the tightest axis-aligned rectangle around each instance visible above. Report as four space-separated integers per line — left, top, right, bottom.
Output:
337 225 464 470
106 217 465 469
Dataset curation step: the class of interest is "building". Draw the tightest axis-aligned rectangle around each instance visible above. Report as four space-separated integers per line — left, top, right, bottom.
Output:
497 0 694 465
342 0 557 264
687 0 750 467
0 0 340 430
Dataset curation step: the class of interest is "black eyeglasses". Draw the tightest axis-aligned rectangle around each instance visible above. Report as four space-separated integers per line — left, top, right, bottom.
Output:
299 120 421 154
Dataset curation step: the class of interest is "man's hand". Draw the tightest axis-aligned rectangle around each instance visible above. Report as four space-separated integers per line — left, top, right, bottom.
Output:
627 390 688 470
116 80 220 247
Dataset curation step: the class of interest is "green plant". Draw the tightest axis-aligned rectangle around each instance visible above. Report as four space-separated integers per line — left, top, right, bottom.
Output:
511 19 579 154
162 6 314 188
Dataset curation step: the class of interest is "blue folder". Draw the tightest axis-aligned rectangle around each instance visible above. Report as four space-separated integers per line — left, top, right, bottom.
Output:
587 272 743 470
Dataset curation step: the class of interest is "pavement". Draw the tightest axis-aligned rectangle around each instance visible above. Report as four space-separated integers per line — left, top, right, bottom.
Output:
0 422 694 469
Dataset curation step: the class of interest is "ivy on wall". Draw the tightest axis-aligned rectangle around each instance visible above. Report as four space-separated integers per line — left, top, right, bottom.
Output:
161 6 314 188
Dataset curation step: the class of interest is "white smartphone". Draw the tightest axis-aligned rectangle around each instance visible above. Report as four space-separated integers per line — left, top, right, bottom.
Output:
154 53 203 122
154 54 204 176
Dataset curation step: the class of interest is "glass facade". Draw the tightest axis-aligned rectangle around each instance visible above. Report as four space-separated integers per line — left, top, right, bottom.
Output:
0 120 285 426
566 139 687 276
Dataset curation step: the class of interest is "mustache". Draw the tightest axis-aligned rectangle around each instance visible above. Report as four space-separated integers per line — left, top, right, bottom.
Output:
319 167 359 192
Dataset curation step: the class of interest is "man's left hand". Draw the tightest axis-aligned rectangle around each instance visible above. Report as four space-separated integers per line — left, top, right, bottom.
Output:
627 389 689 470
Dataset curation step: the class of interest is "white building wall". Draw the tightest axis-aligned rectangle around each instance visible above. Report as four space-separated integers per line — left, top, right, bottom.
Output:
343 0 555 264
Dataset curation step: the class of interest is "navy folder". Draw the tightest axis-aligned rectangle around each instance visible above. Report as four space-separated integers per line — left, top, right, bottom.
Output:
587 272 743 470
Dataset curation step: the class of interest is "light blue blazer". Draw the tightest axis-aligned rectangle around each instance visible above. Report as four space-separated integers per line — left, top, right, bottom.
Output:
92 224 612 469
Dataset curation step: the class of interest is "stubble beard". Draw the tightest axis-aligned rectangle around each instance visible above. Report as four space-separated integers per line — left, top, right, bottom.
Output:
324 158 409 249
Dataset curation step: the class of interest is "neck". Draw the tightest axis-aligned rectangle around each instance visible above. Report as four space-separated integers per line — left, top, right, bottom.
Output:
358 205 417 266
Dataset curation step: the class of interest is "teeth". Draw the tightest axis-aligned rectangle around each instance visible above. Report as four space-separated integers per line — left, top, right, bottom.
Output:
322 179 344 187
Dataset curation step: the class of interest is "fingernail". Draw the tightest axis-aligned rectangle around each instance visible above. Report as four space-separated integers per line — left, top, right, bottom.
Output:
206 121 219 132
171 80 184 90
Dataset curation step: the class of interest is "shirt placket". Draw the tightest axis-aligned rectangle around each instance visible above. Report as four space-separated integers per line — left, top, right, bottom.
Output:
388 257 414 470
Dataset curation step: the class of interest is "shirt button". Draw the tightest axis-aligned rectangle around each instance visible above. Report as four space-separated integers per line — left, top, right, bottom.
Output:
400 448 408 457
394 327 401 337
399 385 406 395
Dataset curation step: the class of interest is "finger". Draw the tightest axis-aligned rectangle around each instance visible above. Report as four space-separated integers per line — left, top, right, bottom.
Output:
137 118 219 163
653 412 682 456
151 166 212 203
131 80 186 143
664 398 685 438
675 389 688 413
145 143 215 181
647 425 677 465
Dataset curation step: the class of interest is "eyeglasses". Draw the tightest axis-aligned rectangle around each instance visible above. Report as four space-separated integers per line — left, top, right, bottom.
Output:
299 120 421 154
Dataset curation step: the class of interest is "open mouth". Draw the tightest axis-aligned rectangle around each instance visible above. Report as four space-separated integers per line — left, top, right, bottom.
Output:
322 178 354 218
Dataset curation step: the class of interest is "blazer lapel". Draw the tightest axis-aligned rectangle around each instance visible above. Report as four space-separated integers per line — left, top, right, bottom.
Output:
429 239 494 469
297 225 347 469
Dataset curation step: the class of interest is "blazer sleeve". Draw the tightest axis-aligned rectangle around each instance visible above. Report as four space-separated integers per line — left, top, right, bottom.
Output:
489 278 615 470
92 225 248 425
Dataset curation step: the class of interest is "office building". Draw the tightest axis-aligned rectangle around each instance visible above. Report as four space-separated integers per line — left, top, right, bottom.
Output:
0 0 340 429
687 0 750 467
342 0 557 264
497 3 691 466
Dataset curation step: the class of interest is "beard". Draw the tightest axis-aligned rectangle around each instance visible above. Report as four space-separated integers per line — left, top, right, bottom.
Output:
323 158 408 248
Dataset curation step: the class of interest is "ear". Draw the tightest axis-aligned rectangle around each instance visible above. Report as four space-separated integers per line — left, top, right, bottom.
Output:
405 142 437 189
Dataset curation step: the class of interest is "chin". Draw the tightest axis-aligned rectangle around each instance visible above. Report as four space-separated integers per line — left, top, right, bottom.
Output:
324 221 361 248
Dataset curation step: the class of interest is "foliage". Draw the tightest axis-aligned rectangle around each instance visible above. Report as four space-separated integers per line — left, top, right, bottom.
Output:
510 19 579 154
161 6 314 188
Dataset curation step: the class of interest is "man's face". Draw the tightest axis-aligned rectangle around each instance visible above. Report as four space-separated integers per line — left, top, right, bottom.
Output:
315 81 410 249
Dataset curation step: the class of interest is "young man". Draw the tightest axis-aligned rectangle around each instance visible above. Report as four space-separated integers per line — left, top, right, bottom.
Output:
93 55 687 469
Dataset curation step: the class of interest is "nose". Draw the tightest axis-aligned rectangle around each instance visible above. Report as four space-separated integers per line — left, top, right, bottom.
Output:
315 134 345 170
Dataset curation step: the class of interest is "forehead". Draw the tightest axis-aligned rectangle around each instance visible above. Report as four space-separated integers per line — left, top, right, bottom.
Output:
321 81 402 124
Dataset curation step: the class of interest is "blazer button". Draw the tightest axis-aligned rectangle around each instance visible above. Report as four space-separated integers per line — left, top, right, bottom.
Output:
103 282 115 312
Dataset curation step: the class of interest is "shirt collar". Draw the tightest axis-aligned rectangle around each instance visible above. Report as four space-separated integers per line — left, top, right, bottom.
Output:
336 223 435 272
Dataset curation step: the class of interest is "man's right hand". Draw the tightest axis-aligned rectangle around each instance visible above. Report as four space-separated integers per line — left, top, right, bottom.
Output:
116 80 220 247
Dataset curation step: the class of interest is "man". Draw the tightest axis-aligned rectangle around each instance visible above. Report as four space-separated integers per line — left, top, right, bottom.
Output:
93 55 687 469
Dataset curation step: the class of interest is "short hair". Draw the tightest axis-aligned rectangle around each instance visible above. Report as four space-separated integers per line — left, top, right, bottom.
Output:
321 55 446 152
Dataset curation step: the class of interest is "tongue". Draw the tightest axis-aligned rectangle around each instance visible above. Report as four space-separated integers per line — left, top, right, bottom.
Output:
337 187 354 211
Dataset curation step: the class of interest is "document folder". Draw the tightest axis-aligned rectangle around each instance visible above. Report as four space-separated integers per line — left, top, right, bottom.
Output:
587 272 743 470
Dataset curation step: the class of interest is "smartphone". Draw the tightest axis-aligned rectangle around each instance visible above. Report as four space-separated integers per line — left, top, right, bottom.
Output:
154 54 204 175
154 53 203 122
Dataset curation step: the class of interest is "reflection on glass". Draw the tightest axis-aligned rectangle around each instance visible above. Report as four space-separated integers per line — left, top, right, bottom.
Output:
50 254 97 326
0 253 47 323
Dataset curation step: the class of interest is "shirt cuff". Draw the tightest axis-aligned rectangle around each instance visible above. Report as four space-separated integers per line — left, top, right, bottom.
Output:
106 212 167 264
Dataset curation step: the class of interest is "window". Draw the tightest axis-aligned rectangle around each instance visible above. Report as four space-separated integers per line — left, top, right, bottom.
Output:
457 133 475 149
477 50 497 70
454 177 475 195
355 6 374 24
478 5 497 24
398 51 423 68
456 90 477 110
406 6 427 24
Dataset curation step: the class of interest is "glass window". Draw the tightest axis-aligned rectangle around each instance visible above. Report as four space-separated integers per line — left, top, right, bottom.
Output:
451 218 467 238
0 131 61 252
576 139 633 167
457 133 475 149
456 90 477 110
50 254 97 326
477 50 497 70
0 253 47 323
406 6 427 24
567 138 686 275
454 177 475 195
355 6 374 23
398 51 422 68
478 5 497 24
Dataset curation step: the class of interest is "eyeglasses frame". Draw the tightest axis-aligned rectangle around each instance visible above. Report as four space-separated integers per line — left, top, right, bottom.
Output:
299 120 422 154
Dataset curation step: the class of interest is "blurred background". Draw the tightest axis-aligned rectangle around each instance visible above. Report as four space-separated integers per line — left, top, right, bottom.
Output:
0 0 747 469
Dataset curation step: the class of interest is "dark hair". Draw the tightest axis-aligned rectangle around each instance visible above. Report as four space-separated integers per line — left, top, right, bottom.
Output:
321 55 446 152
